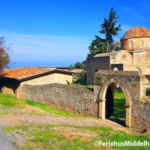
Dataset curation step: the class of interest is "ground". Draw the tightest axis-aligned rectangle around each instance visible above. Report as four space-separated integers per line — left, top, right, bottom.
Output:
0 91 150 150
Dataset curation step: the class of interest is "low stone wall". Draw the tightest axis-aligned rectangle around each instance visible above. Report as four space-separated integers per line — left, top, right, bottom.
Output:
20 83 98 116
132 98 150 132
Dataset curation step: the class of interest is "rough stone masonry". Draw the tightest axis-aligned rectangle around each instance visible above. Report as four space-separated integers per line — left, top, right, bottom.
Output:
21 83 98 117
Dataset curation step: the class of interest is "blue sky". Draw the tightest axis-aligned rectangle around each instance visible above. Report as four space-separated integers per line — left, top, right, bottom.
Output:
0 0 150 68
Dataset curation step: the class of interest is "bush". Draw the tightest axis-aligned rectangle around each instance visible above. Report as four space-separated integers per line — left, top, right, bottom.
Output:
73 71 87 85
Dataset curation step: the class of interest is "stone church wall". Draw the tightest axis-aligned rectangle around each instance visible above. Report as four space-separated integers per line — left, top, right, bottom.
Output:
87 56 110 84
121 37 150 50
133 50 150 64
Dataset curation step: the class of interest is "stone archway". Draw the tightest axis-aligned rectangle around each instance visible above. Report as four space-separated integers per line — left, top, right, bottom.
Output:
98 78 132 127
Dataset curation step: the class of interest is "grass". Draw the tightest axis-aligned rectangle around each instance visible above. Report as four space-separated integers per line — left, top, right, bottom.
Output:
0 94 17 107
146 88 150 97
3 125 150 150
0 93 83 117
111 88 150 120
110 88 126 119
72 83 94 90
1 88 150 149
24 99 83 117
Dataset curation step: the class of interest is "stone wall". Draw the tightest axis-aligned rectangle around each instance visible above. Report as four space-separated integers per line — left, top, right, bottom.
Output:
20 73 73 85
132 97 150 132
87 57 110 85
94 70 150 132
132 50 150 64
20 83 97 116
121 37 150 50
110 50 132 65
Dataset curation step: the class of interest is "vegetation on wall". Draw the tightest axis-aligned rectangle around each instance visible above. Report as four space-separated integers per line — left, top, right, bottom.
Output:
70 61 89 87
72 70 87 85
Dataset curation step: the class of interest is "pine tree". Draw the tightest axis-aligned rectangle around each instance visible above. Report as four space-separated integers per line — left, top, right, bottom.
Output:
88 8 121 58
100 8 121 52
88 36 106 58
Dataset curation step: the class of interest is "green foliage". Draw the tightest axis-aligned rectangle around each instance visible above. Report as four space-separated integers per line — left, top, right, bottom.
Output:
74 62 84 69
146 88 150 96
69 64 74 69
72 71 93 90
88 8 121 58
72 71 93 89
0 37 10 71
71 60 87 70
82 60 87 70
100 8 121 51
73 71 87 85
88 36 106 58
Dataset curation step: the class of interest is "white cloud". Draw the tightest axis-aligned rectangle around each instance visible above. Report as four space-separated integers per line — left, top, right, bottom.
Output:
0 31 91 67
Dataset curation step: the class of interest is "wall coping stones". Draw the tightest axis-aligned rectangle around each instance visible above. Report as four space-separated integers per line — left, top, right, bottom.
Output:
95 70 141 77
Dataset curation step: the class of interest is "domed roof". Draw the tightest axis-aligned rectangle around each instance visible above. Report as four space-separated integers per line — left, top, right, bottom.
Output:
123 27 150 39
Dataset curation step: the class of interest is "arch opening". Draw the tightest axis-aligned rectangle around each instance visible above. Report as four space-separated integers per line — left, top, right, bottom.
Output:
105 83 126 126
98 78 132 127
130 41 133 50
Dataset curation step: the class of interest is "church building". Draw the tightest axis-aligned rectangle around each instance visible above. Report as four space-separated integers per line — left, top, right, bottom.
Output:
87 27 150 85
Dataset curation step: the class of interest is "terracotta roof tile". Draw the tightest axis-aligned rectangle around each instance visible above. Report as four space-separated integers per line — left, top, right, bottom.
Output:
123 27 150 39
1 67 56 80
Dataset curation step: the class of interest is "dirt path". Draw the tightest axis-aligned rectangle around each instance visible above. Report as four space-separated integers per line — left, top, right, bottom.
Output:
0 113 129 132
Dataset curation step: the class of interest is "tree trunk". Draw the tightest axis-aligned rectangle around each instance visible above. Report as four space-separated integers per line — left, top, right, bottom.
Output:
106 40 109 52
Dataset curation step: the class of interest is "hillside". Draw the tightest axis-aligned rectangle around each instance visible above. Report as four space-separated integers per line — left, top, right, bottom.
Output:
0 92 150 150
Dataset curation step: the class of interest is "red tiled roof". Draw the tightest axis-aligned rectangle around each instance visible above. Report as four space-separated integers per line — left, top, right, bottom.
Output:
1 67 56 80
123 27 150 39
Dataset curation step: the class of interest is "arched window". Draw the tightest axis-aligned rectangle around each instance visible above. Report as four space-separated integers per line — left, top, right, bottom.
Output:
130 41 133 50
95 69 98 72
140 40 144 49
